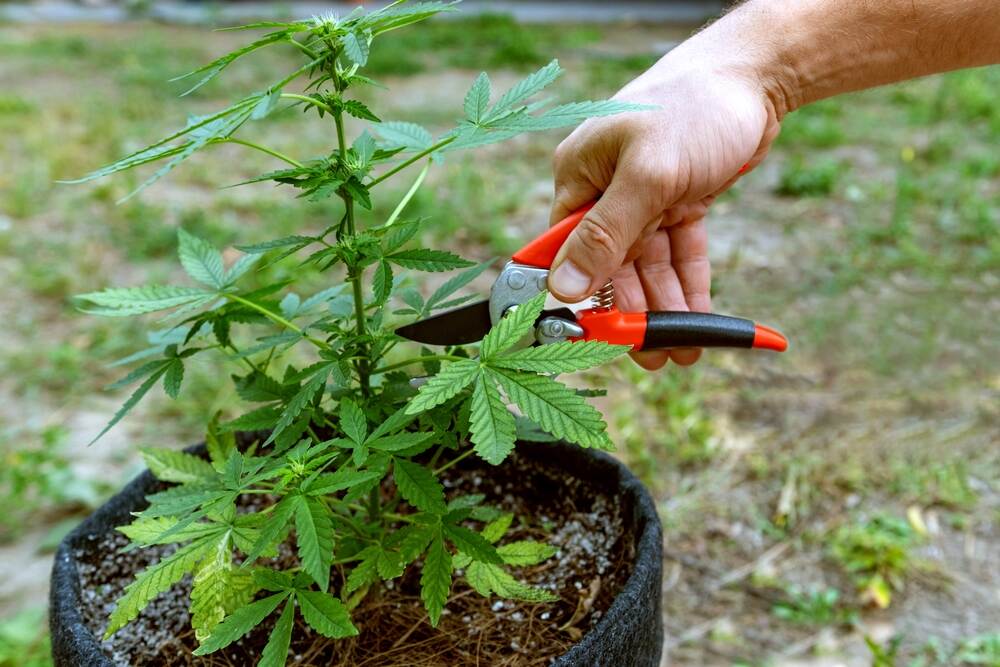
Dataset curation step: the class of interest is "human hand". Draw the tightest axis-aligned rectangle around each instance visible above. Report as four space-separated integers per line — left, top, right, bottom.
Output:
547 48 782 370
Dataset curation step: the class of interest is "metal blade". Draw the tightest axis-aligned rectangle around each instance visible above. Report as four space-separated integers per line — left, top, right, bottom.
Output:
395 300 492 345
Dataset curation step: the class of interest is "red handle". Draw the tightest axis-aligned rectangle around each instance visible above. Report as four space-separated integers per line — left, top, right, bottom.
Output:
512 203 595 268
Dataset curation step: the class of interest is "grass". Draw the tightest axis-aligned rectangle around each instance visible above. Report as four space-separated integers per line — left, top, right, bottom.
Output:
0 15 997 667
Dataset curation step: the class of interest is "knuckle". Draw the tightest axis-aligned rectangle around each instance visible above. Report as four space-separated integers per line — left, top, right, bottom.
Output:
575 214 621 259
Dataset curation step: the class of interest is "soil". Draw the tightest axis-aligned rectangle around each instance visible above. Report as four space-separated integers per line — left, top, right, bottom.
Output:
75 449 635 666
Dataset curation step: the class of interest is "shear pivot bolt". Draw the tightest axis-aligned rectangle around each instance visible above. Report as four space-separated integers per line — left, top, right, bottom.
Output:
537 275 548 291
507 271 526 289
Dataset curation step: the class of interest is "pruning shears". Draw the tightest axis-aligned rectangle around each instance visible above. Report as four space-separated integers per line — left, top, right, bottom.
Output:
396 203 788 353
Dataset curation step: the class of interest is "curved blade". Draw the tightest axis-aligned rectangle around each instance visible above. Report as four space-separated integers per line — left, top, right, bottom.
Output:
395 300 492 345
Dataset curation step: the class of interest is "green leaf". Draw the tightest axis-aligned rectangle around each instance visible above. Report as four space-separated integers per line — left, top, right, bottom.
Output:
498 100 655 132
178 229 226 288
393 459 446 513
443 524 502 565
244 496 296 563
258 600 294 667
116 516 219 546
77 285 215 317
224 252 260 284
345 546 379 593
342 30 370 66
367 432 434 452
374 121 433 151
493 340 627 374
481 512 513 543
387 248 473 272
420 532 452 627
373 260 393 305
368 404 417 441
190 536 236 642
339 399 368 444
297 591 358 638
343 99 381 122
307 468 382 495
469 371 516 465
464 72 491 123
220 405 282 433
171 29 297 96
488 59 562 119
141 448 216 484
91 364 170 444
105 537 214 638
492 368 612 450
235 235 315 254
294 495 334 591
497 541 557 566
266 366 329 445
163 358 185 399
406 359 479 415
480 291 547 359
194 592 288 655
466 562 558 602
424 259 493 312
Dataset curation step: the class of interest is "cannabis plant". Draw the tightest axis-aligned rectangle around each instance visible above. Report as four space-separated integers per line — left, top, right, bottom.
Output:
72 2 641 662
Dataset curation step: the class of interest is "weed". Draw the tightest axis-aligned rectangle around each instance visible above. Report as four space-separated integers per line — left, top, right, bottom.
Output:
771 585 858 627
866 634 903 667
829 514 920 608
776 157 842 196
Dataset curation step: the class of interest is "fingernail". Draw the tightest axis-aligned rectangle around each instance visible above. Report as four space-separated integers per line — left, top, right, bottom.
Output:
549 261 591 299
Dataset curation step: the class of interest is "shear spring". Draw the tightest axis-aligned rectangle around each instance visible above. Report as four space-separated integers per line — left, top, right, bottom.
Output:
591 280 615 311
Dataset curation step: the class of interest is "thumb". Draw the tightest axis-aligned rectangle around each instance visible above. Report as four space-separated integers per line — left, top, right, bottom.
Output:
547 174 662 302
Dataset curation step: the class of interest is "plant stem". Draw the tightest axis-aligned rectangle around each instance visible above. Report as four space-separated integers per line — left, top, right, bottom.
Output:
373 354 466 375
280 93 333 115
221 138 303 168
434 448 475 475
384 161 430 227
225 293 330 350
369 136 456 187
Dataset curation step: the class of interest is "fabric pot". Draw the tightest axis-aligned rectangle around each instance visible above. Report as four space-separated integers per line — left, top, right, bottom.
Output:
51 440 663 666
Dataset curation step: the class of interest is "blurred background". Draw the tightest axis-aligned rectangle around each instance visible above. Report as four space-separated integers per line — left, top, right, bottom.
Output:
0 1 997 665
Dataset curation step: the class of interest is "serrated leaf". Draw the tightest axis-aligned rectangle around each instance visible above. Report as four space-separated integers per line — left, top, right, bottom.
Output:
466 562 558 602
342 30 370 66
163 358 185 398
297 591 358 638
266 367 329 446
420 532 451 627
464 72 491 123
368 404 417 441
443 524 502 565
190 535 234 642
116 516 219 546
258 600 294 667
367 432 434 452
77 285 215 317
424 260 493 313
497 541 557 566
481 513 513 543
235 235 315 254
91 364 170 445
142 448 216 484
345 546 379 593
493 340 627 374
295 495 334 591
406 359 479 414
343 99 381 122
487 59 562 120
224 253 260 284
339 399 367 444
387 248 473 272
491 368 612 450
244 496 296 563
171 30 295 96
373 260 393 305
105 537 214 638
393 459 446 513
193 592 288 655
469 372 516 465
375 121 433 152
306 468 382 495
178 229 226 289
205 420 236 472
480 291 547 359
220 405 281 433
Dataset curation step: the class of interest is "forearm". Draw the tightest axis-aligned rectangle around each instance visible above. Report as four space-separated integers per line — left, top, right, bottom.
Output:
658 0 1000 117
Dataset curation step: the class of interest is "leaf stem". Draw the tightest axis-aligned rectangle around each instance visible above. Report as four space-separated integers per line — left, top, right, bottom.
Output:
220 138 303 168
433 448 475 475
280 93 333 115
224 293 330 350
369 136 455 187
373 354 465 375
384 160 429 227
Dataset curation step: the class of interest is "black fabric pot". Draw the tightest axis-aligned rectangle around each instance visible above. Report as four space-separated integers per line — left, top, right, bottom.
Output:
51 440 663 666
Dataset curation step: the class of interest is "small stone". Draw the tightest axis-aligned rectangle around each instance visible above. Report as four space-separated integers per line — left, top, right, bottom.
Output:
491 600 504 612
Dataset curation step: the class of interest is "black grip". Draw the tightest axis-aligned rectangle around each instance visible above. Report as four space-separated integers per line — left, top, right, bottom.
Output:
642 312 756 350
